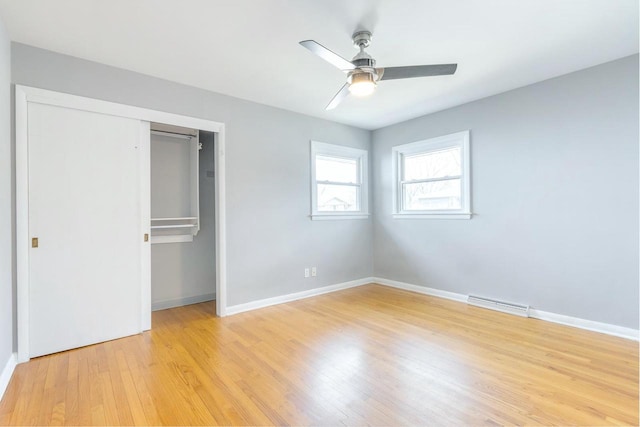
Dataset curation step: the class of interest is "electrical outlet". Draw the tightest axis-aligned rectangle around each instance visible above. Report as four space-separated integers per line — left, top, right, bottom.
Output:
311 267 317 277
304 268 310 278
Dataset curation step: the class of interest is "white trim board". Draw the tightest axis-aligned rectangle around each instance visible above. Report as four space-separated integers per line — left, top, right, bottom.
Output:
225 278 374 316
527 309 639 341
373 277 468 303
372 277 639 341
0 353 17 401
152 293 216 311
16 85 223 132
15 85 228 363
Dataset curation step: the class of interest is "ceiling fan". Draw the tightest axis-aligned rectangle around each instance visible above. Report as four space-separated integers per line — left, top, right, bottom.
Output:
300 30 457 110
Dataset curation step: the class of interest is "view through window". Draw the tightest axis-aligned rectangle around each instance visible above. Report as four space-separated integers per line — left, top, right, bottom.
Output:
316 155 359 211
402 146 462 210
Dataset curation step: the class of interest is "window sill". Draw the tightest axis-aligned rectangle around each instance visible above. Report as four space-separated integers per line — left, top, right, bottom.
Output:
311 213 370 221
393 212 472 220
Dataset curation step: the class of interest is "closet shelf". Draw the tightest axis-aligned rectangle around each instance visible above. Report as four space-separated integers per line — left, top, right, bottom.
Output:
151 224 198 230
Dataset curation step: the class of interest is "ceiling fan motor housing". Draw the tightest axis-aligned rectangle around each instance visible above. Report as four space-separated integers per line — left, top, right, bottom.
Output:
352 56 375 68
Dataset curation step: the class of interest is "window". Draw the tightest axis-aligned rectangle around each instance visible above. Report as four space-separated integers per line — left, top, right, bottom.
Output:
311 141 369 220
393 131 471 219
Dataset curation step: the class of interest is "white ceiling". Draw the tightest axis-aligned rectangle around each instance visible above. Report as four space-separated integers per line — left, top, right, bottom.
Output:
0 0 637 130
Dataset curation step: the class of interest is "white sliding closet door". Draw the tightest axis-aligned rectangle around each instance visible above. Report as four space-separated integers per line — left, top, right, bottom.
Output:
28 102 146 358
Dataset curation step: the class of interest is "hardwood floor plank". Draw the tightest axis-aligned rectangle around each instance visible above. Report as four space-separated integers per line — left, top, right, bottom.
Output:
74 356 92 426
0 284 637 425
121 338 162 425
113 347 148 425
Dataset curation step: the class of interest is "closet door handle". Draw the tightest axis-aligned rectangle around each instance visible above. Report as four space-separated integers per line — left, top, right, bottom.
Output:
32 237 39 248
144 234 149 242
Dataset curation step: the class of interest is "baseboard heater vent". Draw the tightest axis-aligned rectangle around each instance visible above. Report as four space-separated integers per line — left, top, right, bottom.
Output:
467 295 530 317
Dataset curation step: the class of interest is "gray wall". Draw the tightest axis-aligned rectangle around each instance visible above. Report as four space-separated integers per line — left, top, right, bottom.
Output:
151 131 216 309
8 42 637 334
372 55 639 329
11 43 373 308
0 18 10 367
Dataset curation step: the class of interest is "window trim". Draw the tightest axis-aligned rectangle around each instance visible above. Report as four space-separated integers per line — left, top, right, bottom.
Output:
310 141 369 220
392 131 471 219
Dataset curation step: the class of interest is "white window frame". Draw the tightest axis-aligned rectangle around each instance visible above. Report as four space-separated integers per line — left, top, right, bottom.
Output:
392 130 471 219
310 141 369 220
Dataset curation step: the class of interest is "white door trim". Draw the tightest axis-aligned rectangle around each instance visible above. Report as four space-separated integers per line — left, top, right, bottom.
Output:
15 85 228 363
139 120 152 330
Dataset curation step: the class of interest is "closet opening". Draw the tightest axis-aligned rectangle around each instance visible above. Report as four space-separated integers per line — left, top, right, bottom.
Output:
150 122 217 315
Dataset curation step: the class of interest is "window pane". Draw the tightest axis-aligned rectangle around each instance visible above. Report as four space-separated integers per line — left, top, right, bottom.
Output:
403 147 461 181
403 179 461 211
316 155 358 183
317 184 358 212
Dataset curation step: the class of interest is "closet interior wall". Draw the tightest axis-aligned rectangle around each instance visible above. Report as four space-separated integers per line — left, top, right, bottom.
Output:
151 129 216 311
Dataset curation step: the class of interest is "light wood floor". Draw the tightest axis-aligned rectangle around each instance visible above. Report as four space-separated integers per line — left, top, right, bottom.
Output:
0 284 637 426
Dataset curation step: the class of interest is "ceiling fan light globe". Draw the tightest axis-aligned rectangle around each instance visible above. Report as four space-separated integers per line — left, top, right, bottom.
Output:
348 72 376 97
349 81 376 97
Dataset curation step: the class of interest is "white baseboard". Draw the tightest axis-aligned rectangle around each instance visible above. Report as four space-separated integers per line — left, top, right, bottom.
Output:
528 309 639 341
0 352 17 401
373 277 467 303
152 293 216 311
226 277 374 316
372 277 639 341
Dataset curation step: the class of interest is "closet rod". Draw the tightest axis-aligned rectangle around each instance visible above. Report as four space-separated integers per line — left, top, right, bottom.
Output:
151 129 196 140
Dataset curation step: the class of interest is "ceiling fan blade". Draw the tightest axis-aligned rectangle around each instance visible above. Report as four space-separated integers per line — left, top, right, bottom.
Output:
378 64 457 80
326 84 350 110
300 40 355 71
